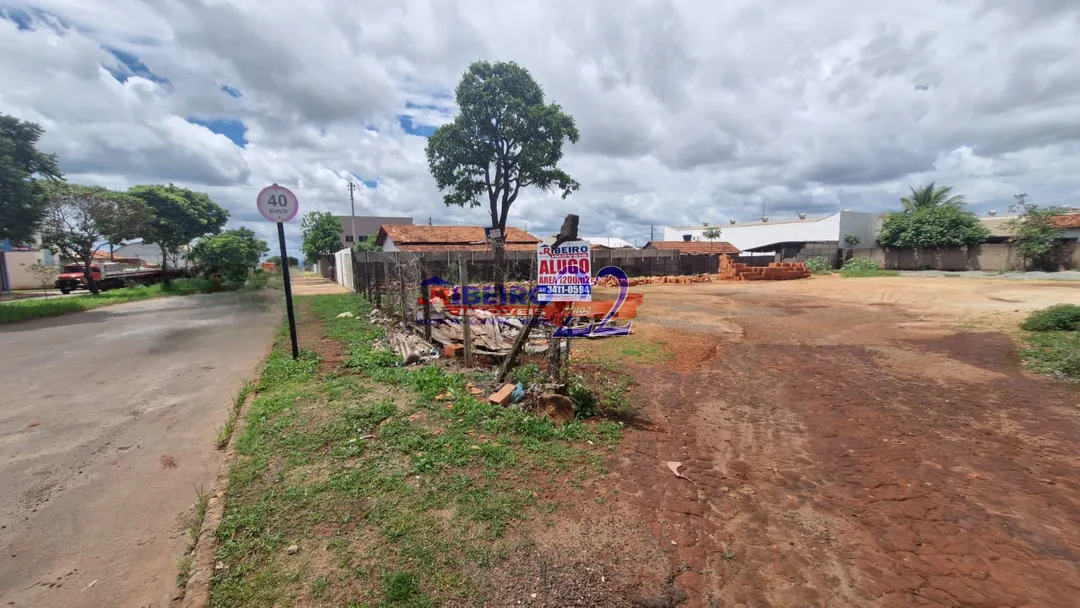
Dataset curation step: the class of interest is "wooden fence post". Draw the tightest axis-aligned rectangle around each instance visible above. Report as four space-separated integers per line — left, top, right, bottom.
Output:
459 259 471 366
419 255 431 341
398 263 408 326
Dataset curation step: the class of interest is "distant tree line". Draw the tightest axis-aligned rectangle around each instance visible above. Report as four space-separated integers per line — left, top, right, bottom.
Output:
0 113 268 292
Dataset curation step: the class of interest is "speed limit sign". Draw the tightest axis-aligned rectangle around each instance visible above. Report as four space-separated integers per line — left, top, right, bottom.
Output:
257 184 299 222
257 182 301 361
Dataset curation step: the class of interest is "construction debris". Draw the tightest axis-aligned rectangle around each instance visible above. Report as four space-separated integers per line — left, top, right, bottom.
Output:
719 258 810 280
388 332 439 365
488 383 517 406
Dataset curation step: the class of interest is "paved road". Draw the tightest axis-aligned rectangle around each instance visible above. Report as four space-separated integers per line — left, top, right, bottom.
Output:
0 293 280 607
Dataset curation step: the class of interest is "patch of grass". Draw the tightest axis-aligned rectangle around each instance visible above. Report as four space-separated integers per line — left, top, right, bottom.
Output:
839 257 900 278
210 294 623 607
176 485 211 588
840 268 901 278
216 379 255 450
0 274 270 325
0 284 168 324
1022 304 1080 332
1021 331 1080 381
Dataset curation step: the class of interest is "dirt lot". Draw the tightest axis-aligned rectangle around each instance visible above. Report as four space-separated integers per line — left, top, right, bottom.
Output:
570 275 1080 607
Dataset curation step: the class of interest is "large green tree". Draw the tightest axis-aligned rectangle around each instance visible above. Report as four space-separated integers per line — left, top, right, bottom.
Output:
1006 193 1068 270
877 183 990 249
189 227 268 286
39 183 153 293
127 184 229 284
300 210 342 273
0 114 63 244
426 61 579 285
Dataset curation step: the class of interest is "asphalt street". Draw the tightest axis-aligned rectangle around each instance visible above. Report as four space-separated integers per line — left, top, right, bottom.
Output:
0 292 279 607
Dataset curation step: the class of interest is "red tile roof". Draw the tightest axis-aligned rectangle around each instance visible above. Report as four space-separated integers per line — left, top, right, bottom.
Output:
1050 213 1080 229
376 225 541 252
644 241 741 255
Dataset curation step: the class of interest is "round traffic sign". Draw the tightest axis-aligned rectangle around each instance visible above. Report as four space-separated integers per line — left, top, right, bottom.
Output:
257 184 299 222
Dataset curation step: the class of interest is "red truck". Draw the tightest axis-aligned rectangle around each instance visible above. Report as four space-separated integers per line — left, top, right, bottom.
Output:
55 262 178 294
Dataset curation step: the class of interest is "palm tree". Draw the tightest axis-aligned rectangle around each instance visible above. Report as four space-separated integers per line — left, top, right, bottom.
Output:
900 182 966 210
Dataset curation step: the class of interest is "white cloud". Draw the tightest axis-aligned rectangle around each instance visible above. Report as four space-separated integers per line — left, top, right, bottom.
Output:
2 0 1079 257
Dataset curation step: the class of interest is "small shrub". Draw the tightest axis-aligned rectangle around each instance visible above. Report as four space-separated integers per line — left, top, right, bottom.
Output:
804 256 832 275
842 257 881 272
568 381 599 418
840 257 899 278
1021 304 1080 332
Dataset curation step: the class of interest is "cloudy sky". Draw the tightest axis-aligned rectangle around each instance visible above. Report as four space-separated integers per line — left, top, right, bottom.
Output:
2 0 1079 257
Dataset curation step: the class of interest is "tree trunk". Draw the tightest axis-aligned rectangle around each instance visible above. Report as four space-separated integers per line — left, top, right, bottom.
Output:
160 244 171 286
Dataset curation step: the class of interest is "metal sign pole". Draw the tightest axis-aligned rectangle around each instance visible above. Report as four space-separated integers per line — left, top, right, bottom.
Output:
258 183 301 361
278 222 300 360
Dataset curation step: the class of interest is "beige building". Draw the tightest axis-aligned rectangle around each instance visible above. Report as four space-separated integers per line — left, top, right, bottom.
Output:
1 235 61 291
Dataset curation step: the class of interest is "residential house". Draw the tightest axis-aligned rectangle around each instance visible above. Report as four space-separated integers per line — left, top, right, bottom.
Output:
337 216 413 249
579 236 636 250
979 212 1080 243
375 225 541 252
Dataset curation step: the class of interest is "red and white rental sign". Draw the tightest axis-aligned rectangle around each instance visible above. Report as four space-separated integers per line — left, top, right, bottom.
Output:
536 241 592 302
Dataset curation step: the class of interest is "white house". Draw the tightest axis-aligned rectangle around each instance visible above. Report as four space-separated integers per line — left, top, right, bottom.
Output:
0 234 61 291
579 236 636 249
664 211 884 252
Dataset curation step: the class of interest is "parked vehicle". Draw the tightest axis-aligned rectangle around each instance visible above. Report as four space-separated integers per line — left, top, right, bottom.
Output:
54 262 181 294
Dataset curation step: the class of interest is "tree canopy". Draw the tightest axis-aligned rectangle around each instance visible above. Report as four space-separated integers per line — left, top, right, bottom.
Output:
1007 193 1068 270
189 227 268 285
425 61 580 233
127 184 229 279
266 255 299 266
0 113 63 245
300 210 341 265
702 226 723 241
900 182 965 210
355 233 381 252
38 183 152 292
877 184 989 249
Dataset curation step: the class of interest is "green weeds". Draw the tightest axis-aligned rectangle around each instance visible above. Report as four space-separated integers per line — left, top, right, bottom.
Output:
210 294 623 607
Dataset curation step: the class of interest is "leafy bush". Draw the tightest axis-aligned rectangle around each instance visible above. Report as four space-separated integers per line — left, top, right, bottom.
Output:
840 257 899 278
568 380 599 419
804 256 832 275
1021 304 1080 332
842 258 881 271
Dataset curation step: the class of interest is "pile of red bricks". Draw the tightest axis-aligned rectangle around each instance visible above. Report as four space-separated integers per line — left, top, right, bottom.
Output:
718 257 810 281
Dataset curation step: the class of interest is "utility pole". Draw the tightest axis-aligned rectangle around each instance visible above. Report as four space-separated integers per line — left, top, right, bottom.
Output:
650 225 654 242
346 181 358 246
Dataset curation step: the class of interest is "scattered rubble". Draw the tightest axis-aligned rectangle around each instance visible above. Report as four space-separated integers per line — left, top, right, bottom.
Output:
488 383 517 406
